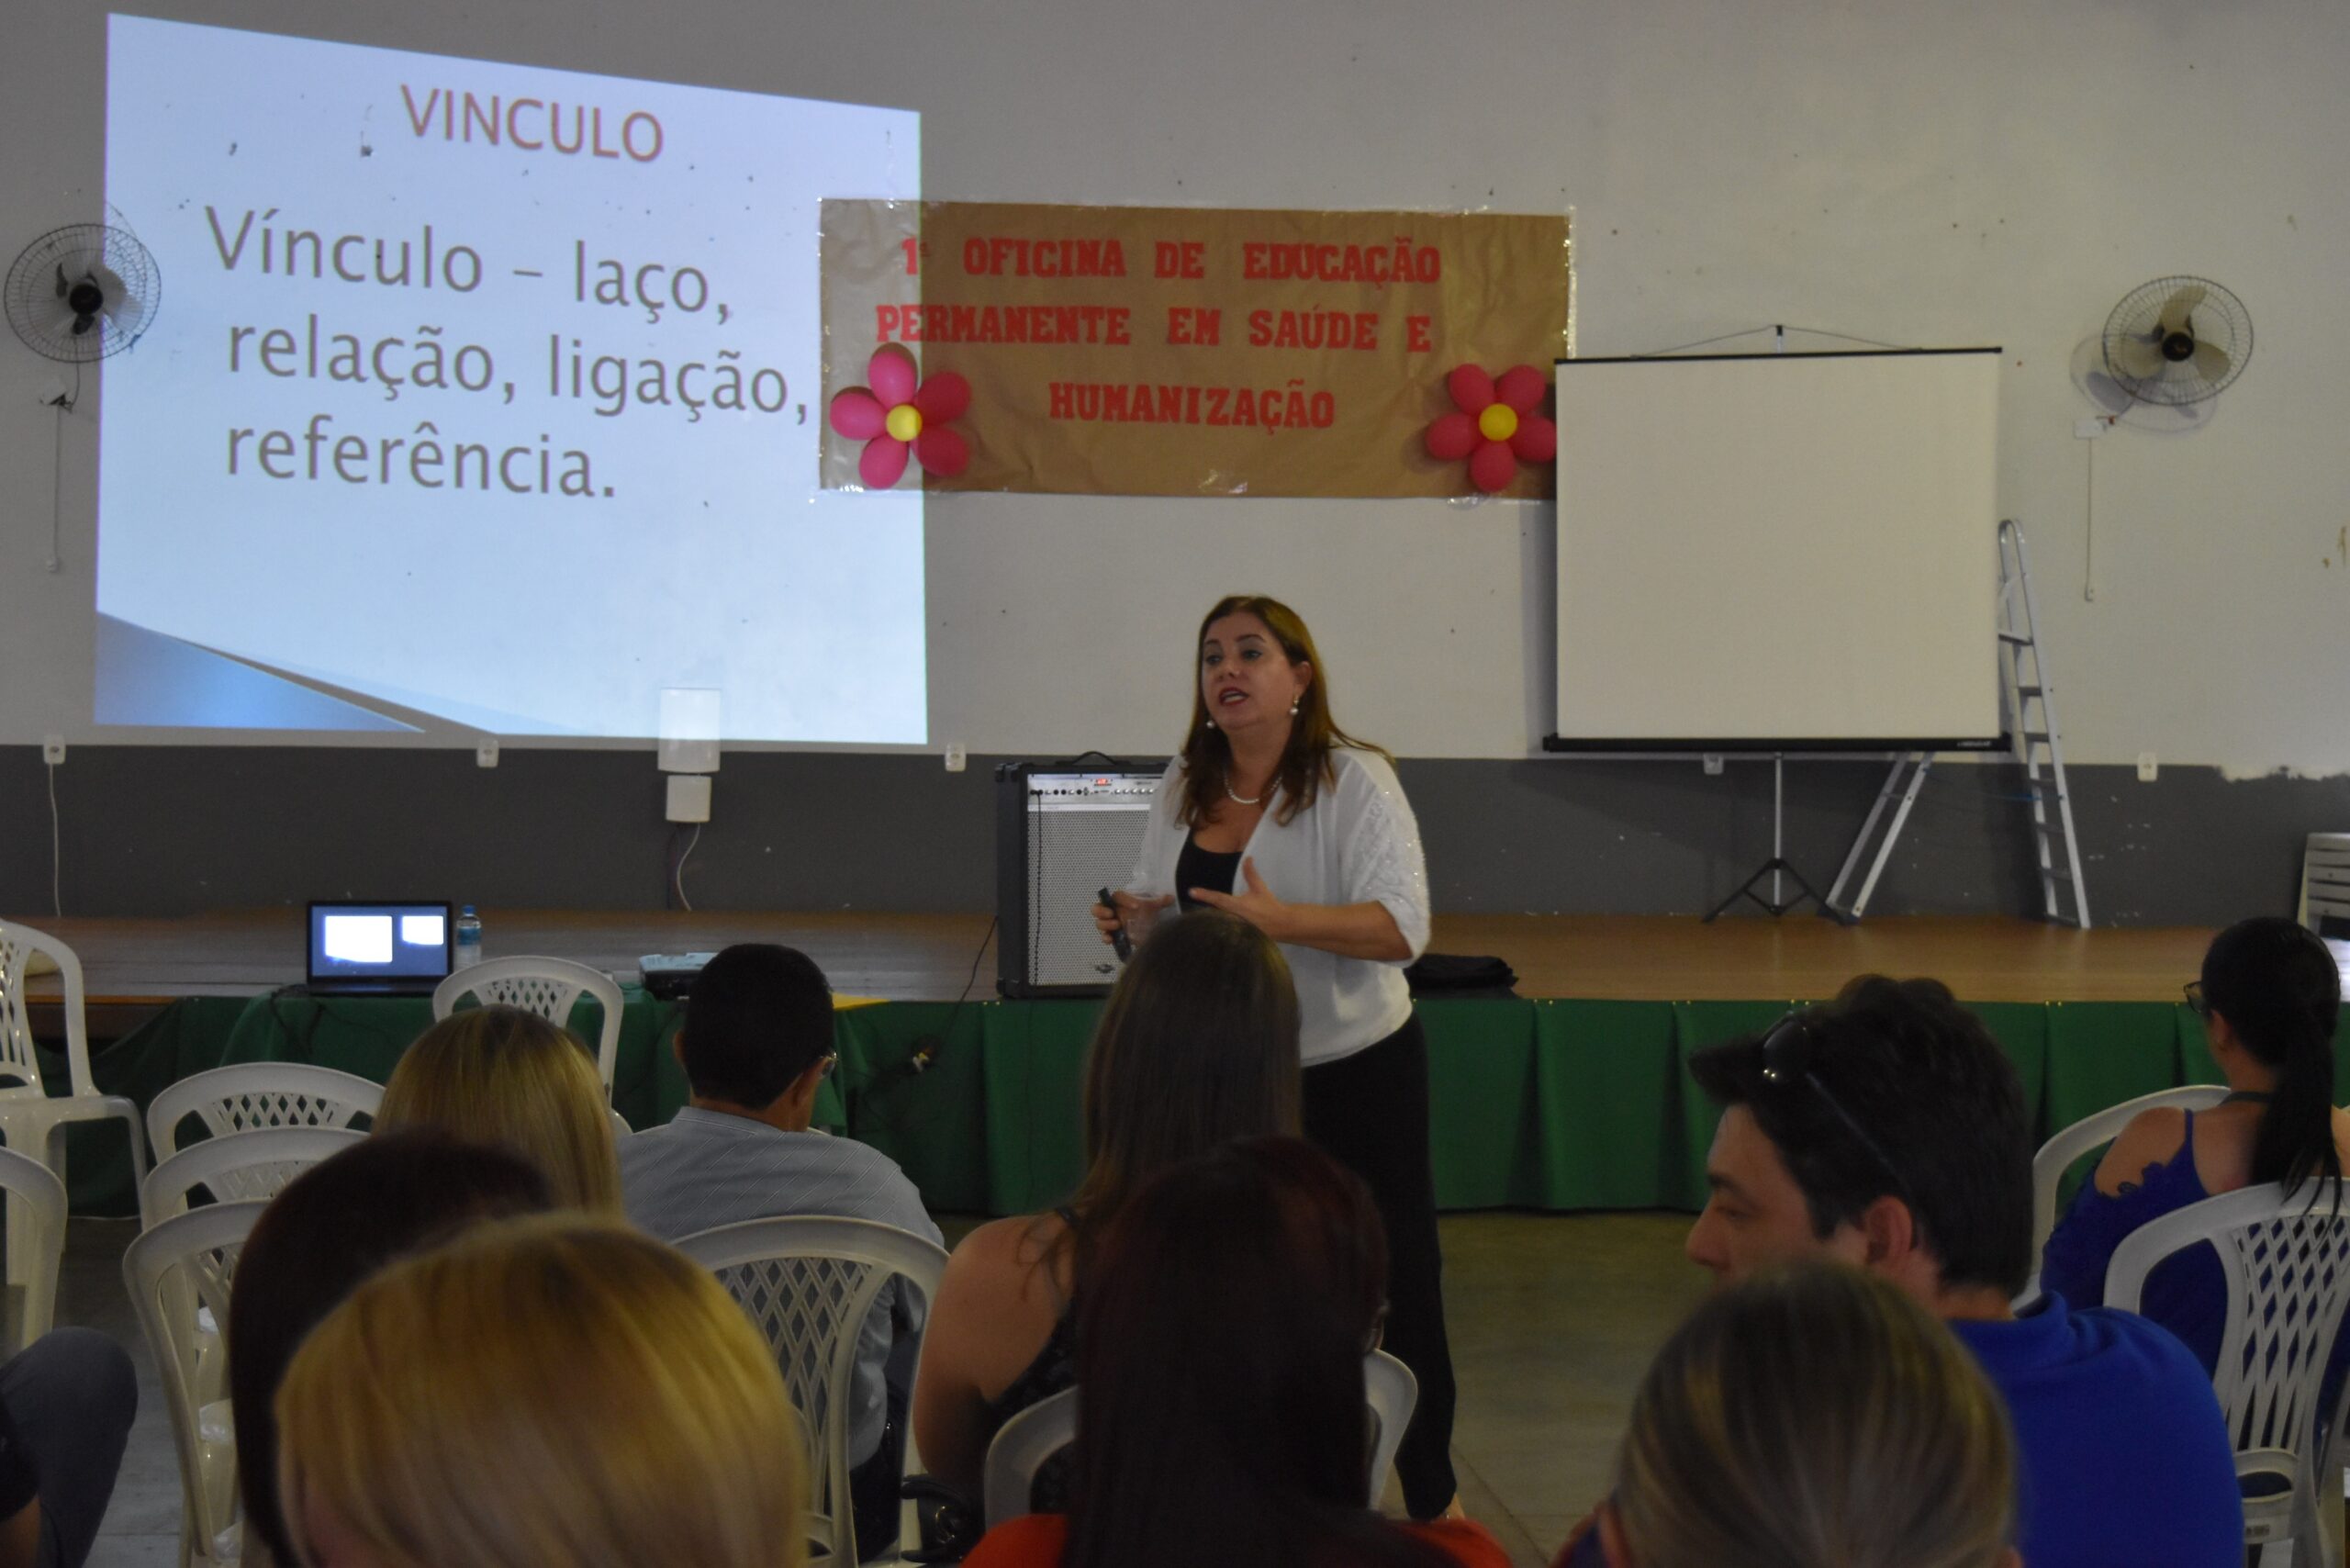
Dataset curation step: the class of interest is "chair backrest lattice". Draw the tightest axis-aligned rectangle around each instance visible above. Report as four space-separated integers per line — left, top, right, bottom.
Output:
0 1146 67 1351
473 973 585 1018
0 920 91 1097
2109 1182 2350 1545
148 1064 385 1161
141 1126 368 1229
2218 1200 2350 1455
432 958 624 1095
674 1215 947 1567
123 1201 269 1565
711 1253 884 1502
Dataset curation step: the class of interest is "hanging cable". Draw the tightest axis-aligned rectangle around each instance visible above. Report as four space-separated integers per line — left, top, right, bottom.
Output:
47 757 62 916
673 823 702 913
2083 435 2097 602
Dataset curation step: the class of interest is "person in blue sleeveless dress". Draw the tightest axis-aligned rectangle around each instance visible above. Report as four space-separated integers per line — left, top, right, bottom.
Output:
2040 917 2350 1418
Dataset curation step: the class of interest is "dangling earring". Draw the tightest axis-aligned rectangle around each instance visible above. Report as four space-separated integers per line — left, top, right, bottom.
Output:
1289 700 1300 716
1204 718 1216 729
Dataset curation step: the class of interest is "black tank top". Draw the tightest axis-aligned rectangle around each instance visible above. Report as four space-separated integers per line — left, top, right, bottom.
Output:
1175 831 1243 913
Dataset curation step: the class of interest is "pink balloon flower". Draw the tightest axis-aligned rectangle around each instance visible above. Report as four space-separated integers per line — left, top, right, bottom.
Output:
828 346 972 488
1424 364 1557 494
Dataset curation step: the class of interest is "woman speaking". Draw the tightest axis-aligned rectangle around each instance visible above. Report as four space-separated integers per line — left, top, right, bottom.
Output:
1093 593 1458 1521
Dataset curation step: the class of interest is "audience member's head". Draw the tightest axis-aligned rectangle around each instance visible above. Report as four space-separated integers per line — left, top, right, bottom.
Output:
276 1217 802 1568
378 1004 622 1213
229 1130 554 1567
1600 1262 2018 1568
1685 976 2032 1307
1068 1137 1444 1568
1068 911 1301 1259
676 943 835 1121
2199 915 2344 1192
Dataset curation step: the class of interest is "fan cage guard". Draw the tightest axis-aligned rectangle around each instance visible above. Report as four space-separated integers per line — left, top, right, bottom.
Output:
6 224 162 364
2099 274 2252 408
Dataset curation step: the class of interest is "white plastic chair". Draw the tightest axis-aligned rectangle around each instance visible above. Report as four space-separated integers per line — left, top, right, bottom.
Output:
979 1350 1418 1528
140 1125 367 1230
675 1215 948 1567
982 1387 1075 1529
1364 1347 1419 1505
0 1145 67 1355
2108 1182 2350 1565
0 921 149 1241
2019 1083 2231 1305
147 1062 384 1162
432 957 625 1098
125 1199 268 1568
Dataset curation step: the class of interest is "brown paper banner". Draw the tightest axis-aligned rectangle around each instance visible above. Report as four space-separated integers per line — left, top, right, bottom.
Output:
820 201 1570 498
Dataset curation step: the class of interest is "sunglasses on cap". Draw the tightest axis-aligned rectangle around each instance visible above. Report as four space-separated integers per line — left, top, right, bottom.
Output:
1757 1012 1916 1204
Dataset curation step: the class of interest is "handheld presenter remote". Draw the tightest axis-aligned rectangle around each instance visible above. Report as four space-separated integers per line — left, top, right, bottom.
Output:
1098 887 1133 960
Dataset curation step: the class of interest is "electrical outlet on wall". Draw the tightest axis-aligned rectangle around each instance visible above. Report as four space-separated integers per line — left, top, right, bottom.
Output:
476 743 499 768
944 744 967 772
40 734 65 766
2137 752 2158 783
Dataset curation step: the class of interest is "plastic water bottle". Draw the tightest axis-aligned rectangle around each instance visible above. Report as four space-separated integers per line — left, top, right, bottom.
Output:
455 905 483 969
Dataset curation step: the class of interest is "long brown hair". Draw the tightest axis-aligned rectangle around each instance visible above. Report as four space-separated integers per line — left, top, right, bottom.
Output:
1061 911 1300 1278
1180 594 1388 828
1614 1263 2014 1568
1066 1137 1450 1568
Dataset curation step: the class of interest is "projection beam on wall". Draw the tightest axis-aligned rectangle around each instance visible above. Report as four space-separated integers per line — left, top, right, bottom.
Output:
99 17 926 744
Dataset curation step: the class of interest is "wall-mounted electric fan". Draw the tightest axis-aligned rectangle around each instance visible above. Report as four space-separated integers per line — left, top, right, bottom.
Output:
2100 276 2251 408
5 224 162 364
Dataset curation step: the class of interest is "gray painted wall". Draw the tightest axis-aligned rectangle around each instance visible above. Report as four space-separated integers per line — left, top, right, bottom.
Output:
4 747 2338 926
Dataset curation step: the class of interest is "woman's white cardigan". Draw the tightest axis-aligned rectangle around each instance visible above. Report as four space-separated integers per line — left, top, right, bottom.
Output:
1126 747 1429 1067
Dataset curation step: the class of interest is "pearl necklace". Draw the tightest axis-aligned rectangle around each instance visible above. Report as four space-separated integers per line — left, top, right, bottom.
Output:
1226 781 1264 806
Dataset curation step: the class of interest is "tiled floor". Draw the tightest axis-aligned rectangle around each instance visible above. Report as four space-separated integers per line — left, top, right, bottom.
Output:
72 1210 1705 1568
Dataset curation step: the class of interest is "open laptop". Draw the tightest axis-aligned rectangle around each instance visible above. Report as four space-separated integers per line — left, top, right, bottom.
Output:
306 901 454 997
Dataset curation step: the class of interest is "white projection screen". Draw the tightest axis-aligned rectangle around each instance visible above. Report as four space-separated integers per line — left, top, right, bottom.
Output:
1550 350 2002 750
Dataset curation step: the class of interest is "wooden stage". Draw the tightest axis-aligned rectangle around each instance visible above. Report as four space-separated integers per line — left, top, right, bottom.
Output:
14 908 2226 1014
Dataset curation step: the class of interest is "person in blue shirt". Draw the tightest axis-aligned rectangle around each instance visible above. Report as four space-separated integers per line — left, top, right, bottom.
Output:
2041 917 2350 1413
1561 975 2244 1568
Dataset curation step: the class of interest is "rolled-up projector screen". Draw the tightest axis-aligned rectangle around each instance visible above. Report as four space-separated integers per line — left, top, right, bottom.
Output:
1549 349 2001 751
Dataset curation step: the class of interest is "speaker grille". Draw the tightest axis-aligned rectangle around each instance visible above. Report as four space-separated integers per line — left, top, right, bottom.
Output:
1020 773 1158 990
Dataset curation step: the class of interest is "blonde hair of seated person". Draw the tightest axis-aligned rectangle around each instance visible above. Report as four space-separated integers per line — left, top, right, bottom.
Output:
377 1004 622 1214
1605 1263 2017 1568
275 1217 803 1568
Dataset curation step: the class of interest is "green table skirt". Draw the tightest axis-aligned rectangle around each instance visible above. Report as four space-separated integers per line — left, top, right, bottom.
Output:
44 993 2350 1220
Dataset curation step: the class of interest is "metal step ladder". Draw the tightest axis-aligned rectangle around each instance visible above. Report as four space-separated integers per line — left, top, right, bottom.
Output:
1999 519 2089 928
1826 520 2089 926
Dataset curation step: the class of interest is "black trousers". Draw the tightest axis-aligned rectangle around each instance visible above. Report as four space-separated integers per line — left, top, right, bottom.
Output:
1302 1013 1458 1519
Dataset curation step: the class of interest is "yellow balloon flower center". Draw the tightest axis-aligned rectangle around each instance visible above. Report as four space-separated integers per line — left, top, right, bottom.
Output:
886 404 924 442
1478 404 1519 442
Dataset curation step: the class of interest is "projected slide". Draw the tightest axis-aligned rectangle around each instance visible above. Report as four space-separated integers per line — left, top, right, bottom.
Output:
100 17 924 742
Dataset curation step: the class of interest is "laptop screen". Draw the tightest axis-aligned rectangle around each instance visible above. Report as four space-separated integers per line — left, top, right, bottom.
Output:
308 902 454 985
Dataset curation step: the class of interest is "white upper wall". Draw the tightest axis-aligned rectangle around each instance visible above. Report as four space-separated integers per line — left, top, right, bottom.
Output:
3 0 2344 767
